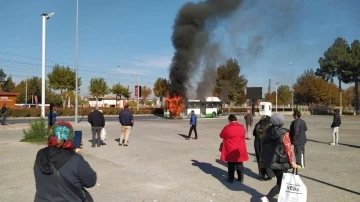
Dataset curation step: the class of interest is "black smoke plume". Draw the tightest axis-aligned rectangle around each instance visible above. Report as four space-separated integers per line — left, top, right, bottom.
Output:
168 0 244 100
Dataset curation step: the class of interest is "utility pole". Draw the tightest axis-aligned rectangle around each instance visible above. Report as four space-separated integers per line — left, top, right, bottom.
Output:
276 82 279 113
25 64 28 105
75 0 79 124
268 79 271 94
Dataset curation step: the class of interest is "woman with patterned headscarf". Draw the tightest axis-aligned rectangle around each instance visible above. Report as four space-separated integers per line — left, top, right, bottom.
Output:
34 121 97 202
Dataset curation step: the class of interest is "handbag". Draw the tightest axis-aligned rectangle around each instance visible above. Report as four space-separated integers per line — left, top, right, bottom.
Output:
219 142 223 152
50 163 94 202
278 168 307 202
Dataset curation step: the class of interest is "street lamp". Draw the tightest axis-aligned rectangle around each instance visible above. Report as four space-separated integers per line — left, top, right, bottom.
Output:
276 82 279 113
41 12 55 118
289 62 294 111
75 0 79 124
118 66 140 110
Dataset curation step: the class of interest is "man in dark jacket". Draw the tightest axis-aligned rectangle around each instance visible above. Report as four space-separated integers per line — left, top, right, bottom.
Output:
88 107 105 147
1 103 9 125
290 110 307 168
186 110 198 140
330 109 341 145
244 109 253 140
119 104 134 146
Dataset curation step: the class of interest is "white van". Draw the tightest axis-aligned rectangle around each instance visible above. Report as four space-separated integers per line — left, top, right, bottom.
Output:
259 102 272 116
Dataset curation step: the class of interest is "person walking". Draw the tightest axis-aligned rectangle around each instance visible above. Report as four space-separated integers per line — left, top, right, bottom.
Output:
186 110 198 140
260 113 298 202
244 109 253 140
47 104 57 127
290 110 308 168
253 115 274 181
88 106 105 148
34 121 97 202
219 114 249 183
1 103 9 125
119 104 134 146
330 109 341 145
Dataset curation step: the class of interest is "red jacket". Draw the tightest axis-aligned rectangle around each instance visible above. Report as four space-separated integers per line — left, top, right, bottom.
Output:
220 122 249 162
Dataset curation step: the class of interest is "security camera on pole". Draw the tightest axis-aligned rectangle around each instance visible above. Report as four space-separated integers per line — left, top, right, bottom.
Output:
41 12 54 118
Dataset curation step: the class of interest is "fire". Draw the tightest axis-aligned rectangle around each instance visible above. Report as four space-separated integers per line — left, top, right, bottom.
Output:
165 93 184 119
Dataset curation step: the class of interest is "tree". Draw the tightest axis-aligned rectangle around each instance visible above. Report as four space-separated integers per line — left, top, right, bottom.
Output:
294 69 339 106
111 84 130 99
213 58 248 112
88 78 109 106
277 85 292 110
141 86 152 102
316 37 349 113
47 64 82 108
0 68 7 89
343 39 360 114
2 76 15 92
153 78 169 103
264 92 275 104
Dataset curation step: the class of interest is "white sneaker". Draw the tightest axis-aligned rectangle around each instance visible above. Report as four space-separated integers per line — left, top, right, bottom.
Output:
329 143 336 145
260 196 270 202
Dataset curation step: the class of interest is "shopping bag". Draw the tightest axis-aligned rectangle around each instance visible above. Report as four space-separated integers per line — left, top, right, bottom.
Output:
100 128 107 141
278 169 307 202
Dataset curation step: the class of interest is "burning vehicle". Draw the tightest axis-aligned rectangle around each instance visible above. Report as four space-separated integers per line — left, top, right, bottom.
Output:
164 96 223 119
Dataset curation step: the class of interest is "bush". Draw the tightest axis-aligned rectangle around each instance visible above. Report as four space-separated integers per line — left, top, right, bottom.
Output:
21 118 48 142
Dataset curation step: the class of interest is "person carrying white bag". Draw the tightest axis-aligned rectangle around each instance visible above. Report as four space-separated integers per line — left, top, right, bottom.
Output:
260 113 299 202
278 168 307 202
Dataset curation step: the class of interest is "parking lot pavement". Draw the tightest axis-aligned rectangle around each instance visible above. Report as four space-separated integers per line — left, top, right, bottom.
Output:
0 115 359 202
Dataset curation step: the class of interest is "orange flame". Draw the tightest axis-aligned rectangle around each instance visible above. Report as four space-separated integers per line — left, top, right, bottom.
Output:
165 93 184 119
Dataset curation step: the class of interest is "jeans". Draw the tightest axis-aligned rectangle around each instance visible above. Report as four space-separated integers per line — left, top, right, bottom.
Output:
331 127 339 144
188 125 198 138
91 127 102 146
294 145 305 168
266 169 285 199
1 112 7 125
246 125 252 139
227 162 244 181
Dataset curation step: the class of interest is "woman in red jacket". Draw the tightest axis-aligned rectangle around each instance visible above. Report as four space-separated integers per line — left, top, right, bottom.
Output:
220 114 249 183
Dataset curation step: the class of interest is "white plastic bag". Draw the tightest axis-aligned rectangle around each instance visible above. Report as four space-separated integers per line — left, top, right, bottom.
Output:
278 170 307 202
100 128 107 141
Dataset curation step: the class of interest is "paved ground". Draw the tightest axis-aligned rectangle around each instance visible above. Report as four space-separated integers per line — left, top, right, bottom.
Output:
0 115 359 202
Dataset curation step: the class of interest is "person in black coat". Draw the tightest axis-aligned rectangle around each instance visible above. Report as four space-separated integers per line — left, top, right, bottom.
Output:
253 115 274 181
88 107 105 147
330 109 341 145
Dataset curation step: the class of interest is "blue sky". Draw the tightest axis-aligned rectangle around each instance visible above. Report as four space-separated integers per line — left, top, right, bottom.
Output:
0 0 359 97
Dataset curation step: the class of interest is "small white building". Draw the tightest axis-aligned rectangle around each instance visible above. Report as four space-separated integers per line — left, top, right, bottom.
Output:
85 95 126 108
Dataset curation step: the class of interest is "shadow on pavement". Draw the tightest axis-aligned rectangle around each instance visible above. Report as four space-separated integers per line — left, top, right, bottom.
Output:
87 139 107 146
215 159 260 181
300 174 360 196
307 139 360 149
177 134 188 139
191 159 263 201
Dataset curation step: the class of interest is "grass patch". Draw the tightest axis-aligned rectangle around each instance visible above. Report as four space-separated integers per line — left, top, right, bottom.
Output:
21 118 48 143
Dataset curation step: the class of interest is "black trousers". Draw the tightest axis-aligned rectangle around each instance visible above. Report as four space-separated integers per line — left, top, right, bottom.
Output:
294 145 305 168
91 127 102 146
188 125 198 138
227 162 244 181
266 169 285 199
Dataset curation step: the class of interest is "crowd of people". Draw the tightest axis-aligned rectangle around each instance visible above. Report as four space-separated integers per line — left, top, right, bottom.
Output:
33 106 343 201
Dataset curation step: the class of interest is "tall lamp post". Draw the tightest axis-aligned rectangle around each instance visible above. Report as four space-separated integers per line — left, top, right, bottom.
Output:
289 62 294 111
276 82 279 113
118 66 140 110
75 0 79 124
41 12 55 118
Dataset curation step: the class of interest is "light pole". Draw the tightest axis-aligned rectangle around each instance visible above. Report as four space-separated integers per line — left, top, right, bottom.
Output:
289 62 294 111
25 64 28 105
276 82 279 113
41 12 55 118
137 73 140 110
75 0 79 124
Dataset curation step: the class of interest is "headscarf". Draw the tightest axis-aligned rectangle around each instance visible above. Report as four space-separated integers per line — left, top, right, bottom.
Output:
270 113 284 126
48 121 74 149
